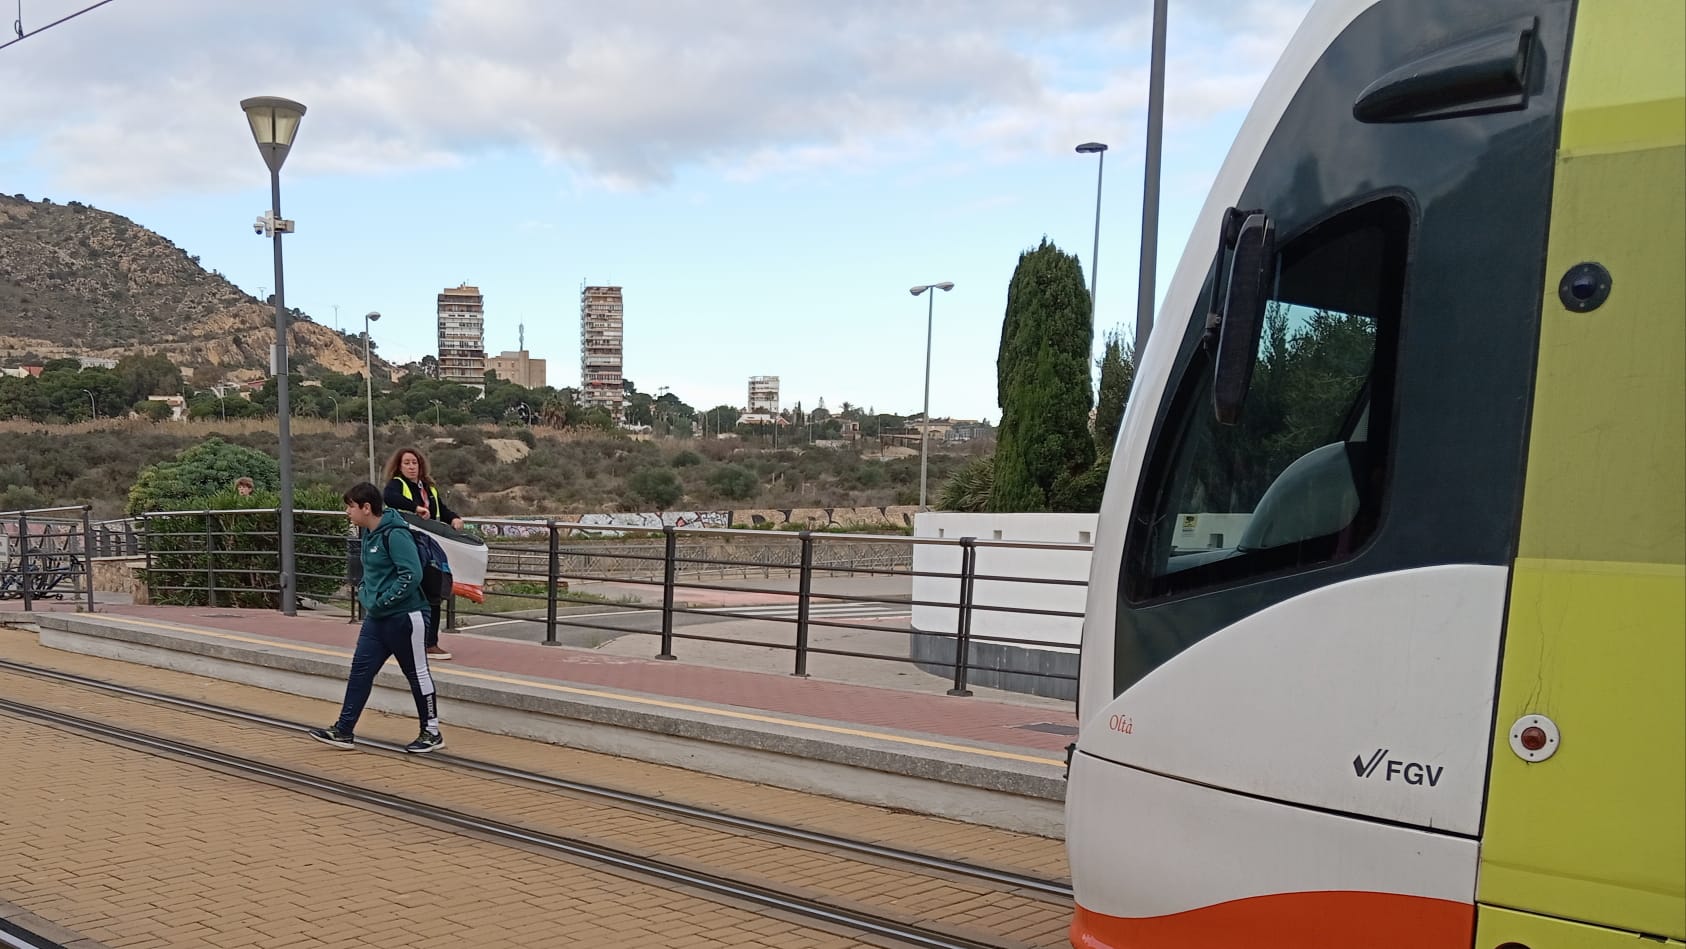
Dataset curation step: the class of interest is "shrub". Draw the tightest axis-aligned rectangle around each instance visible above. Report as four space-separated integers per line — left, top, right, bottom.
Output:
0 485 49 511
142 485 348 609
133 400 173 422
126 438 279 515
706 464 759 501
627 467 683 508
938 456 994 512
671 450 702 467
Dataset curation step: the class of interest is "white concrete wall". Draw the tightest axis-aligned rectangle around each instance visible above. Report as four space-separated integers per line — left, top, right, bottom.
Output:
912 512 1096 649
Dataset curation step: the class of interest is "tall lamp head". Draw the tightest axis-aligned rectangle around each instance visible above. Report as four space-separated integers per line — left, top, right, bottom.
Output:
239 96 307 174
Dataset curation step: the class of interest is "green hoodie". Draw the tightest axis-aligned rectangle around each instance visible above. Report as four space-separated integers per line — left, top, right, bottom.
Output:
358 508 428 618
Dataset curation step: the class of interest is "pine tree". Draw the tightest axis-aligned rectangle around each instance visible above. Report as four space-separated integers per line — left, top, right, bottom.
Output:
988 239 1096 512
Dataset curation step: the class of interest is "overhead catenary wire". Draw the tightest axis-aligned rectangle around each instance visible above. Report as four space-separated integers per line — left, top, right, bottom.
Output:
0 0 119 52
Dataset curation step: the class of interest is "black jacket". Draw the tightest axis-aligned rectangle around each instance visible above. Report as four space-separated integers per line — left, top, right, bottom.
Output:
383 476 461 525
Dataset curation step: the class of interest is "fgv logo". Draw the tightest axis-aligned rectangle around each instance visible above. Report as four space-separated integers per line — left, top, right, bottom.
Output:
1353 748 1443 787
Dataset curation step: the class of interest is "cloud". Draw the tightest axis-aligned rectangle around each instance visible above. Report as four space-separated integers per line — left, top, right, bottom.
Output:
1 0 1312 196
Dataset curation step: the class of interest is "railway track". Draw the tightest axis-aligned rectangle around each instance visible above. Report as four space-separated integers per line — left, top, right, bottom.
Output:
0 658 1071 948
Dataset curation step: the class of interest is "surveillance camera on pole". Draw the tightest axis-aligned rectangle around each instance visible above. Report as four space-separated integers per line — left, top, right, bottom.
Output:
252 211 294 238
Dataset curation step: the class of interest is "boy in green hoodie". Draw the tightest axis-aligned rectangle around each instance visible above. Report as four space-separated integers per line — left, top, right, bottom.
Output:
309 482 444 753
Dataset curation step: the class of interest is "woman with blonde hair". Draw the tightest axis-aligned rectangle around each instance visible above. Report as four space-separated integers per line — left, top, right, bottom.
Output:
381 446 465 660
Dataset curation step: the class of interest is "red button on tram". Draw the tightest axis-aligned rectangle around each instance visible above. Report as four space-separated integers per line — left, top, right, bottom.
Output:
1518 726 1549 751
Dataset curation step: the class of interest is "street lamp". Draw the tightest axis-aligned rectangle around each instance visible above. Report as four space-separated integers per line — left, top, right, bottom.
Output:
430 399 442 426
240 94 306 616
909 281 954 511
1075 142 1108 314
325 394 339 425
79 388 96 421
1135 0 1169 365
363 310 381 483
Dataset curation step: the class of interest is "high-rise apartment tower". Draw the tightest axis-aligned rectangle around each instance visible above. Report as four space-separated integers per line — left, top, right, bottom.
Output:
748 375 780 413
580 285 624 420
436 283 487 386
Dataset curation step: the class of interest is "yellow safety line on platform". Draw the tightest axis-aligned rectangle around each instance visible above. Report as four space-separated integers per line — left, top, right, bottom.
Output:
96 616 1067 769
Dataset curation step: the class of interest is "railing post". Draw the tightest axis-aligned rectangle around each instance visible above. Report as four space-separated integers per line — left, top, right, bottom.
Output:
81 506 95 613
543 519 560 646
141 515 152 605
18 511 31 612
204 510 217 608
947 536 977 697
793 530 813 677
346 532 361 624
656 525 678 660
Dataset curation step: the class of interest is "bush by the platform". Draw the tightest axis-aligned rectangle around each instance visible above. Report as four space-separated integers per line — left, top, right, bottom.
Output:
141 485 349 608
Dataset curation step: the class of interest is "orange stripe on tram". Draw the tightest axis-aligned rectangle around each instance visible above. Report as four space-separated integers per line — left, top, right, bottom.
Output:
1069 891 1472 949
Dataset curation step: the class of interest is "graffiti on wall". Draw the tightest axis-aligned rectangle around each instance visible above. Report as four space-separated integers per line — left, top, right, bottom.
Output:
472 506 916 539
576 511 730 533
732 506 919 530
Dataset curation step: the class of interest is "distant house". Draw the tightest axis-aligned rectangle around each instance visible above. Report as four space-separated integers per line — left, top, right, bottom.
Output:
905 415 990 443
145 395 188 421
945 419 992 443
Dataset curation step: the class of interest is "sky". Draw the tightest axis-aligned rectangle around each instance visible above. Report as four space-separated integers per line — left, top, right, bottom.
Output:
1 0 1312 421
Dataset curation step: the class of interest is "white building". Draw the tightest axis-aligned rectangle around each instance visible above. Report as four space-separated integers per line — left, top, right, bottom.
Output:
748 375 780 414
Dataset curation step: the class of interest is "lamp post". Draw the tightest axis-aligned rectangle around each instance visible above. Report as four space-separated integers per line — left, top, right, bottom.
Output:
216 391 226 422
79 388 96 421
325 394 339 425
909 281 954 511
1135 0 1168 365
363 310 381 483
430 399 442 427
1075 142 1108 314
240 94 306 616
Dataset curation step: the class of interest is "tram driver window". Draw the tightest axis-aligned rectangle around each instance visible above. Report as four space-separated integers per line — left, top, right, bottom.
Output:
1127 198 1408 601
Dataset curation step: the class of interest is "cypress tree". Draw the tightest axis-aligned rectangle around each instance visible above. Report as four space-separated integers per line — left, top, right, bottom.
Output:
989 239 1096 512
1093 329 1134 454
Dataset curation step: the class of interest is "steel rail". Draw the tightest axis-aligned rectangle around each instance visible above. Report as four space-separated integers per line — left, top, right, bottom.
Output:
0 694 1028 949
0 659 1071 900
0 918 67 949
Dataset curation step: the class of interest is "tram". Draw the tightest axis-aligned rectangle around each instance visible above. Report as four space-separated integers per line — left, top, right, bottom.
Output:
1065 1 1684 946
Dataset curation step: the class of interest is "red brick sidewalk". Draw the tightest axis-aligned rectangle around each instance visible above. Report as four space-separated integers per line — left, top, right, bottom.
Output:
3 600 1076 758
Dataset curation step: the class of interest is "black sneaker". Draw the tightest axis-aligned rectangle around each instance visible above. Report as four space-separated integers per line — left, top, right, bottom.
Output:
405 730 444 754
309 726 355 749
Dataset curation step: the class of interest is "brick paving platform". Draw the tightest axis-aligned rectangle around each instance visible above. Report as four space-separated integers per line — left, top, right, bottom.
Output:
4 601 1074 836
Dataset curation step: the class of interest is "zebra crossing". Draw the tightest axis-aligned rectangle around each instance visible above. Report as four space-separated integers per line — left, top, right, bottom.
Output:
698 600 911 621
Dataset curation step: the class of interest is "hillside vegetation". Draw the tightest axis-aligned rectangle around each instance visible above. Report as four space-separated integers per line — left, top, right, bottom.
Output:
0 418 976 520
0 193 386 381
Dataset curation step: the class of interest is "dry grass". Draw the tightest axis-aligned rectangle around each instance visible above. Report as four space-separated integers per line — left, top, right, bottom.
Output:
0 419 973 521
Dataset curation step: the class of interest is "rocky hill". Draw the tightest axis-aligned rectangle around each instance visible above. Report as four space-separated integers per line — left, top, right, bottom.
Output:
0 193 385 381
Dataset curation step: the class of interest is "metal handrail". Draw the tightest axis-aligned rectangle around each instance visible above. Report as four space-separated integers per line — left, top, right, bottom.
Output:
61 506 1090 703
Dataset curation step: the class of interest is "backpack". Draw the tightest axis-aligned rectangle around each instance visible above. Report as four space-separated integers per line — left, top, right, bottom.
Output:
410 529 452 602
382 526 451 602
